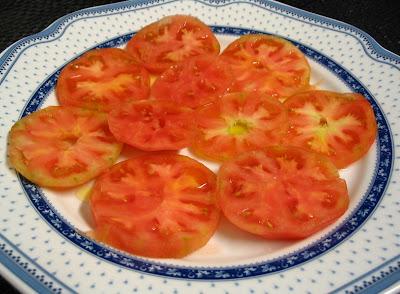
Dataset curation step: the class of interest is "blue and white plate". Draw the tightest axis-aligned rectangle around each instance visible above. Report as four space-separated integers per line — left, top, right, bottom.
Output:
0 1 399 293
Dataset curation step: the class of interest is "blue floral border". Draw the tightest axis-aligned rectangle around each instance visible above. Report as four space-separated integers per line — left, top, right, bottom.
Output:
19 27 393 281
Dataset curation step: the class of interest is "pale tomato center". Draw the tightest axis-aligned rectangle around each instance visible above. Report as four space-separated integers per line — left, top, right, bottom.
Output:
292 101 362 154
227 119 252 136
76 74 137 98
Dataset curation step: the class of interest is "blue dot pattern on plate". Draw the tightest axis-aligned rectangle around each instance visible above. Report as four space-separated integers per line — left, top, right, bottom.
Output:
16 26 393 280
0 1 399 293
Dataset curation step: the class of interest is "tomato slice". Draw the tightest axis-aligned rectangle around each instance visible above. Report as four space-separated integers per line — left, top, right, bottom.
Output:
218 146 349 239
90 153 220 258
190 92 288 162
56 48 150 112
108 100 194 151
221 34 311 100
126 15 220 74
283 90 377 168
151 54 234 109
8 106 122 188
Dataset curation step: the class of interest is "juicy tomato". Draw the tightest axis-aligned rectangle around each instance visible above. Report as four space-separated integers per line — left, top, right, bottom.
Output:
190 92 288 162
56 48 150 112
8 106 122 188
217 146 349 239
221 34 311 100
90 153 220 258
283 90 377 168
108 100 194 151
126 15 220 74
151 54 234 109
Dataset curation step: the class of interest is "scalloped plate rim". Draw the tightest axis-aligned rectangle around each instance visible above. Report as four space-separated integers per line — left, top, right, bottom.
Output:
0 1 399 293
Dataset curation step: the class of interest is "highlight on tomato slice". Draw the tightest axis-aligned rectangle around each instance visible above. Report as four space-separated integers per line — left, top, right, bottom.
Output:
283 90 377 168
126 15 220 74
8 106 122 188
56 48 150 112
221 34 311 100
190 92 288 162
217 146 349 239
151 54 234 109
90 153 220 258
108 100 194 151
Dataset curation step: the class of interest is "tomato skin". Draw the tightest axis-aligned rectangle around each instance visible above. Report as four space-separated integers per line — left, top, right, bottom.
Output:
283 90 377 168
151 54 234 109
190 92 288 162
108 100 194 151
8 106 122 188
90 153 220 258
221 34 311 100
217 146 349 239
56 48 150 112
126 15 220 74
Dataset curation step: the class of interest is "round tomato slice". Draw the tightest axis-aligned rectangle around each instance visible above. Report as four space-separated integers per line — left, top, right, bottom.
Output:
221 34 311 100
126 15 220 74
151 54 234 109
108 100 194 151
218 146 349 239
283 90 377 168
56 48 150 112
190 92 288 162
90 153 220 258
8 106 122 188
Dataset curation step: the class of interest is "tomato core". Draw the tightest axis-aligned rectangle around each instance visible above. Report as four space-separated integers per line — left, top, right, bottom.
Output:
228 120 252 136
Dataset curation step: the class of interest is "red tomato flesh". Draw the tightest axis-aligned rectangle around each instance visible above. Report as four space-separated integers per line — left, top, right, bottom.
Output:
217 146 349 239
151 54 234 109
108 100 194 151
8 106 122 188
126 15 220 74
90 153 220 258
284 90 377 168
191 92 288 162
221 34 311 100
56 48 150 112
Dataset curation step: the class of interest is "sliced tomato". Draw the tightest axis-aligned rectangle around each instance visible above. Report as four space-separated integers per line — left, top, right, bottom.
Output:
284 90 377 168
217 146 349 239
108 100 194 151
190 92 288 162
151 54 234 109
221 34 311 100
126 15 220 74
56 48 150 112
8 106 122 188
90 153 220 258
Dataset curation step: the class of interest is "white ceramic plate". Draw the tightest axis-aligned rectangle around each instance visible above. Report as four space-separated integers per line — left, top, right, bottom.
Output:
0 1 399 293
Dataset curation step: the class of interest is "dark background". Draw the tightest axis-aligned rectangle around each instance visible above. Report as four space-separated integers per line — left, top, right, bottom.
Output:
0 0 399 293
1 0 400 55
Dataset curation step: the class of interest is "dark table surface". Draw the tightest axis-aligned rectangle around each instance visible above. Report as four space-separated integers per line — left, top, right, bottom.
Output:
0 0 399 293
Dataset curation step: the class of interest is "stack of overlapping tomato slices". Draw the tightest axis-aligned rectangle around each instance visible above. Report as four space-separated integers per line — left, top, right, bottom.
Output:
8 15 377 258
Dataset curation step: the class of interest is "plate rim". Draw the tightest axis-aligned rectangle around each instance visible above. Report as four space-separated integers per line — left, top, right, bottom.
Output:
0 0 399 293
1 0 400 78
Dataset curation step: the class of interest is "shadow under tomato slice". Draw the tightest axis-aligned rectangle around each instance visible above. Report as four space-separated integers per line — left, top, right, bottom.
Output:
90 153 220 258
217 146 349 239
